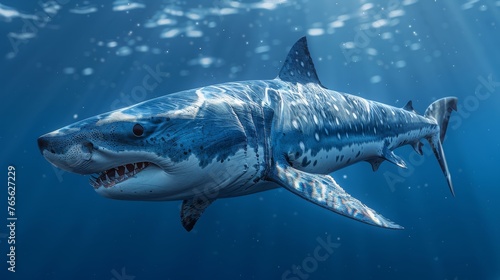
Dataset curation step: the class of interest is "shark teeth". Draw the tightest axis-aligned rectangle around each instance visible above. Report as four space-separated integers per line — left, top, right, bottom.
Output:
90 162 150 189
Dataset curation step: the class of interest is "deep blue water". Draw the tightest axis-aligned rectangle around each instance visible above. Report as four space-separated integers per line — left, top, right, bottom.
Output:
1 0 499 279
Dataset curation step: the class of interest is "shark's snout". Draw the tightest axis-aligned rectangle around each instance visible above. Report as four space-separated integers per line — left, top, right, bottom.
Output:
37 135 50 154
37 132 95 173
38 133 93 155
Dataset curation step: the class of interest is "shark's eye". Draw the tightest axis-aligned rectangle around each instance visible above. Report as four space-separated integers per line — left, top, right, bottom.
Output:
133 123 144 137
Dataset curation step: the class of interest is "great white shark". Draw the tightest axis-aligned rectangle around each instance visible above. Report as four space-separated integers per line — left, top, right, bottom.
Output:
38 37 457 231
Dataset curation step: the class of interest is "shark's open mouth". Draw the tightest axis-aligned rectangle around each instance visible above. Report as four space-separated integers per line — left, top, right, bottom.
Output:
90 162 151 189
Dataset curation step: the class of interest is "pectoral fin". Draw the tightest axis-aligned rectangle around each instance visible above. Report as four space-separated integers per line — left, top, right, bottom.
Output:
268 158 403 229
180 197 215 232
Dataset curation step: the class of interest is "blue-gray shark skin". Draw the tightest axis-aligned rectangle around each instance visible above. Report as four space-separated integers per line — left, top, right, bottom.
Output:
38 37 458 231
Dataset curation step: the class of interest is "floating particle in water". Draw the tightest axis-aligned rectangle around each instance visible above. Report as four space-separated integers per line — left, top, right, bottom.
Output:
0 3 38 21
5 52 16 59
395 60 406 68
403 0 418 5
372 19 388 28
144 11 177 28
307 28 325 36
42 1 61 15
410 43 421 51
212 8 238 16
366 48 378 56
112 0 145 12
0 4 21 21
381 32 393 40
461 0 479 10
160 28 181 38
329 20 344 28
254 45 270 54
342 42 355 49
73 114 78 119
135 45 149 52
199 57 214 67
260 54 270 60
126 38 135 45
82 68 94 76
189 56 221 68
338 14 351 21
249 1 281 10
107 41 118 48
370 75 381 84
185 10 204 20
360 3 374 11
155 17 176 26
69 5 98 14
8 32 36 40
63 67 75 74
163 6 184 17
116 46 132 56
185 28 203 38
388 9 405 18
230 66 242 74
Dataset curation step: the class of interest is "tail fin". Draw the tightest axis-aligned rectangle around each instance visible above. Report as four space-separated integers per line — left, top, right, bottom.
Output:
424 97 458 196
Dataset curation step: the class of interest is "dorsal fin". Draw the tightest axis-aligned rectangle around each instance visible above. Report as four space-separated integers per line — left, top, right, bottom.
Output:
403 100 416 113
277 37 323 86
